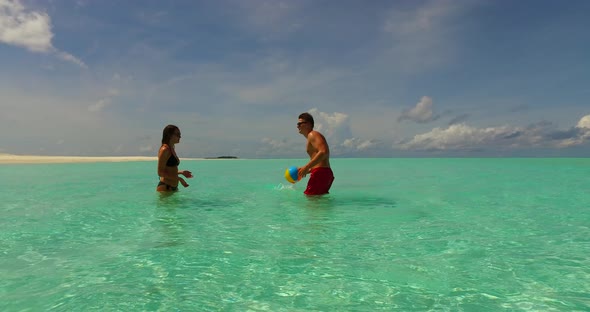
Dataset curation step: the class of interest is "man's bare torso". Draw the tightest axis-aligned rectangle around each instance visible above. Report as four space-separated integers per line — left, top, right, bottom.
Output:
307 131 331 168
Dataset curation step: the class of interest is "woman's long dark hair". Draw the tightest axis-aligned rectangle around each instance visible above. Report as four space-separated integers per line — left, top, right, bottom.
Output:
161 124 179 145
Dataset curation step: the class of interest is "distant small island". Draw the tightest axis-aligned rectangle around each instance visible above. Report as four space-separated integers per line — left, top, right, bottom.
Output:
205 156 239 159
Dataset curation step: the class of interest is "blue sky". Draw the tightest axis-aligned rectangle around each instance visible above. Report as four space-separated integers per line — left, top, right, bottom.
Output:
1 0 589 158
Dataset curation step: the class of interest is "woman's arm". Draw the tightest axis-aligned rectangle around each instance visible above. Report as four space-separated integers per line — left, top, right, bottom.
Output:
158 146 193 179
178 177 189 187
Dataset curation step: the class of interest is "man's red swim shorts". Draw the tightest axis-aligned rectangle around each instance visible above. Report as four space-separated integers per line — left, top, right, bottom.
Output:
304 167 334 195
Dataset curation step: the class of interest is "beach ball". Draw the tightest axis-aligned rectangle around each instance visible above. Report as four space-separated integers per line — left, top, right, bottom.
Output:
284 166 300 184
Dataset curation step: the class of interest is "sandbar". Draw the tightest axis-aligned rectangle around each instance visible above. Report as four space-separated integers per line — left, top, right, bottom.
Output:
0 153 160 164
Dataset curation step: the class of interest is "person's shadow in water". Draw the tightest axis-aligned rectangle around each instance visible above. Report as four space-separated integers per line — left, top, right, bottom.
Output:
153 194 189 248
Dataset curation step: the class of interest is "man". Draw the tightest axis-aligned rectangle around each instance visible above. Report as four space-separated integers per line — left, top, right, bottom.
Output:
297 112 334 195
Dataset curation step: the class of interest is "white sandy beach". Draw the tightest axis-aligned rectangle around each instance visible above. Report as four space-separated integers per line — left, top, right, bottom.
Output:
0 153 235 164
0 153 160 164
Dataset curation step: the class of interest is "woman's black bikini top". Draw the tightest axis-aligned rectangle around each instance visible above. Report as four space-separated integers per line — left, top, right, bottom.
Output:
166 153 180 167
163 145 180 167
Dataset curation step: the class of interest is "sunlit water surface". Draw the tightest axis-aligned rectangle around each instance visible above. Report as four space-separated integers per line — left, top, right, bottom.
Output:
1 158 589 311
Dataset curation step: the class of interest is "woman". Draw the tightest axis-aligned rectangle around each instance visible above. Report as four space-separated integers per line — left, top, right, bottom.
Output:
157 125 193 192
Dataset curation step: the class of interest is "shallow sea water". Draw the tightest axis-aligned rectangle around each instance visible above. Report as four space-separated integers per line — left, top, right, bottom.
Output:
1 158 589 311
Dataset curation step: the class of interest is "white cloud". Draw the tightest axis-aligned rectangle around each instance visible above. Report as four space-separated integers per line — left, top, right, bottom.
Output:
556 138 580 148
400 123 518 150
577 114 590 129
0 0 52 51
342 138 378 151
357 140 378 150
401 115 590 151
398 96 438 123
0 0 86 67
559 114 590 147
308 108 352 140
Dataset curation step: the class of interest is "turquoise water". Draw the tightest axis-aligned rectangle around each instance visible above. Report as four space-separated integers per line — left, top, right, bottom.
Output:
1 158 589 311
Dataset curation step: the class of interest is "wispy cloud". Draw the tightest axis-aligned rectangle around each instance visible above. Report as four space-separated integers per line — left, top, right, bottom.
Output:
448 113 470 125
258 137 299 157
232 0 305 39
56 51 86 68
384 0 463 37
88 88 120 112
0 0 86 67
382 0 476 71
223 63 349 105
88 98 110 112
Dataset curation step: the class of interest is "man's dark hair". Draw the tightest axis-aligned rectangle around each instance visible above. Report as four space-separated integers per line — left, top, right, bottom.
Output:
298 112 314 128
